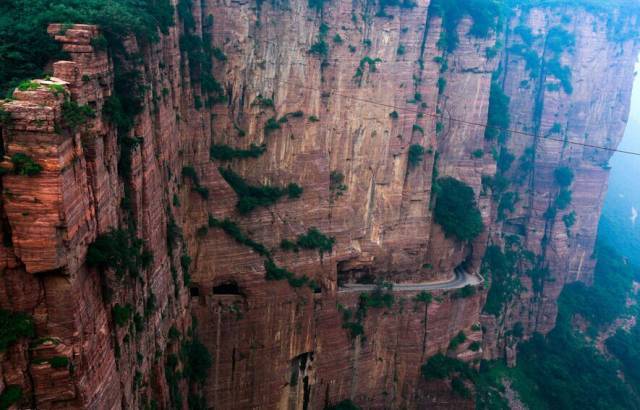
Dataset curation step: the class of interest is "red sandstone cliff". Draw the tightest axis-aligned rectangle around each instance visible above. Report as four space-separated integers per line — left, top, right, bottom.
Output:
0 1 637 409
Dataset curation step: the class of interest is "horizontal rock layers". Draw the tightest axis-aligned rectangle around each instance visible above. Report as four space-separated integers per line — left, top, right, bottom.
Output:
0 1 637 409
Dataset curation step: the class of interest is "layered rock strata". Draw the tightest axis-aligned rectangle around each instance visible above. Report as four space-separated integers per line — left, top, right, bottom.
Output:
0 1 637 409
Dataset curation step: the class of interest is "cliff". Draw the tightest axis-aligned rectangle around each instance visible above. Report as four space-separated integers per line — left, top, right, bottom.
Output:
0 1 637 409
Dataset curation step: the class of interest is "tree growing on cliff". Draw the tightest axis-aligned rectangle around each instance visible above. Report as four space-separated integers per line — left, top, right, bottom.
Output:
485 82 510 141
408 144 426 168
433 177 484 242
0 309 35 352
554 166 574 187
10 153 43 176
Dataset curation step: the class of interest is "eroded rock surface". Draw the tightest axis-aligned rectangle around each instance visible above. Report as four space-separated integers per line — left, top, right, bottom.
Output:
0 2 637 409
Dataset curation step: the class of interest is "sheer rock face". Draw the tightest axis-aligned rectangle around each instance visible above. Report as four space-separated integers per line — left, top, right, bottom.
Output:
0 24 193 409
482 9 639 354
0 2 637 409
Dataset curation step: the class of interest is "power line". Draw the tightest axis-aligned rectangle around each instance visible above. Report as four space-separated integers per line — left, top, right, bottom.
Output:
275 79 640 157
213 7 640 157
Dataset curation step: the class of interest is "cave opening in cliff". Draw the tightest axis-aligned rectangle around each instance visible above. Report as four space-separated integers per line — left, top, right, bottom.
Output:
213 280 242 295
337 261 375 286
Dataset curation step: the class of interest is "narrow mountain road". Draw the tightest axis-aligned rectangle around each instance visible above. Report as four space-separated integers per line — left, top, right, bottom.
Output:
338 268 483 293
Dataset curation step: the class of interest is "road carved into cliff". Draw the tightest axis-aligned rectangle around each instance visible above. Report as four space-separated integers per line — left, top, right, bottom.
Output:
338 268 483 293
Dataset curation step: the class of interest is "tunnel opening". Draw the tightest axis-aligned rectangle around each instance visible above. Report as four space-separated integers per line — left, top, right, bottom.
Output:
337 260 375 286
212 280 242 295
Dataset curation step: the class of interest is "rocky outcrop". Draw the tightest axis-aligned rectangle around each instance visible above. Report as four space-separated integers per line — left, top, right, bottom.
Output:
0 1 637 409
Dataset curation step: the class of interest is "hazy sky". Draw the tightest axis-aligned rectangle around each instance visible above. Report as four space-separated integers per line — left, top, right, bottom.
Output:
599 58 640 263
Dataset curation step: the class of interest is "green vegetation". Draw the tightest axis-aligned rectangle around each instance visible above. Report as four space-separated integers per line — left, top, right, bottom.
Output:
545 27 575 93
208 215 319 291
482 245 523 315
61 100 95 131
309 23 329 58
181 339 212 384
408 144 425 168
509 23 575 95
606 324 640 390
50 356 69 369
264 117 281 134
112 303 133 327
144 292 157 318
397 44 406 55
264 259 311 288
484 82 510 141
389 110 399 119
554 166 574 187
325 399 361 410
252 94 274 109
208 216 270 257
414 291 433 304
339 282 394 341
165 321 212 409
330 171 348 196
287 183 303 199
341 321 365 339
211 47 226 61
360 283 395 309
433 177 484 242
448 330 467 350
429 0 501 52
497 147 515 173
562 246 636 328
509 43 541 79
218 167 302 213
475 243 640 409
86 229 152 279
0 0 174 96
0 385 22 410
165 353 182 408
210 143 266 160
549 122 562 134
515 327 634 408
354 57 383 79
0 309 35 352
0 108 10 126
290 227 335 254
497 191 519 220
421 353 470 379
453 284 476 299
179 1 225 107
181 166 209 199
437 77 446 94
472 149 484 158
10 153 42 176
17 80 40 91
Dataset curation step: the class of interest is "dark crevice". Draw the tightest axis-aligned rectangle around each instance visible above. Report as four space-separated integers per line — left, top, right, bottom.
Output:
212 280 242 295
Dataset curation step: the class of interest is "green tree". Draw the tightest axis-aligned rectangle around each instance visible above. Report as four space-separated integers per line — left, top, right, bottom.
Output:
434 177 484 241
